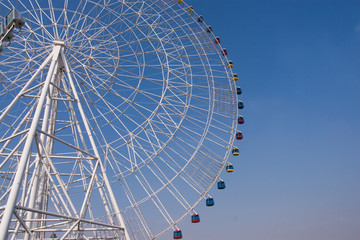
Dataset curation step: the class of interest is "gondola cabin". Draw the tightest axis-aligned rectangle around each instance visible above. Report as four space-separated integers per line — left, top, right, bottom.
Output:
237 87 242 95
206 197 214 206
207 26 212 33
174 230 182 239
232 148 240 156
178 0 183 3
236 131 243 140
215 37 220 44
238 101 244 109
227 61 234 68
188 7 194 13
191 214 200 223
237 116 245 124
5 8 26 29
233 74 239 81
222 48 227 56
198 16 203 22
226 164 234 172
217 180 226 189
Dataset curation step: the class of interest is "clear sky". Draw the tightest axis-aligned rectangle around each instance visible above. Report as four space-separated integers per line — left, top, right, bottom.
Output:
1 1 359 239
177 0 360 239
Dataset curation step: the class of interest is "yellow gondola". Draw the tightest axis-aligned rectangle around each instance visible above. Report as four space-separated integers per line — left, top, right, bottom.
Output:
227 60 234 68
188 7 194 13
232 147 240 156
233 74 239 81
226 164 234 173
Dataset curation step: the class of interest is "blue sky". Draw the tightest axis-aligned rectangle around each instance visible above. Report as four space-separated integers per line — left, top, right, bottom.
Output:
1 0 359 239
178 0 360 239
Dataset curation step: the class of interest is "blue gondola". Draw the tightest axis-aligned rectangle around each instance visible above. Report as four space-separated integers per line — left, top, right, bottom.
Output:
226 164 234 172
206 197 214 206
191 214 200 223
174 230 182 239
236 131 243 140
206 26 212 33
198 16 203 22
238 101 244 109
217 180 226 189
237 116 245 124
237 87 242 95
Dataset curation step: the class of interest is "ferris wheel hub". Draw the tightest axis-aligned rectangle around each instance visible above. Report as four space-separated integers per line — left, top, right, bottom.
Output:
53 39 66 46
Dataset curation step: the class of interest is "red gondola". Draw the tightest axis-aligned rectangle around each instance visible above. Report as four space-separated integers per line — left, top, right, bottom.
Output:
236 131 243 140
237 116 245 124
222 48 227 56
174 230 182 239
191 214 200 223
215 37 220 44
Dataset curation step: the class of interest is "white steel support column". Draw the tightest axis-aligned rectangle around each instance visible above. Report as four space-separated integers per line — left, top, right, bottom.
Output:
61 48 130 240
24 59 59 240
0 45 61 240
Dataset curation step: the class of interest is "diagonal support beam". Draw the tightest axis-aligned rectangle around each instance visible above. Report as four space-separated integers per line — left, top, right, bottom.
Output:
61 47 130 240
13 210 36 239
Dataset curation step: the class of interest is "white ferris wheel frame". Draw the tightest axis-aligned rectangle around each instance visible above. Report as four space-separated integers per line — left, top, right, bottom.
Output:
0 0 240 239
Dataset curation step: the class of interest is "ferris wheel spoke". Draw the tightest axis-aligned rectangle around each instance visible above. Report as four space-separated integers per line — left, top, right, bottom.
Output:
74 80 129 137
75 82 160 139
163 145 214 193
119 178 155 238
66 4 127 47
157 141 207 192
132 140 194 212
67 1 106 38
133 171 175 226
73 76 135 148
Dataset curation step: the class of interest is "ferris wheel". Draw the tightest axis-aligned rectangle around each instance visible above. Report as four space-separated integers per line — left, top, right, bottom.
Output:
0 0 244 239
